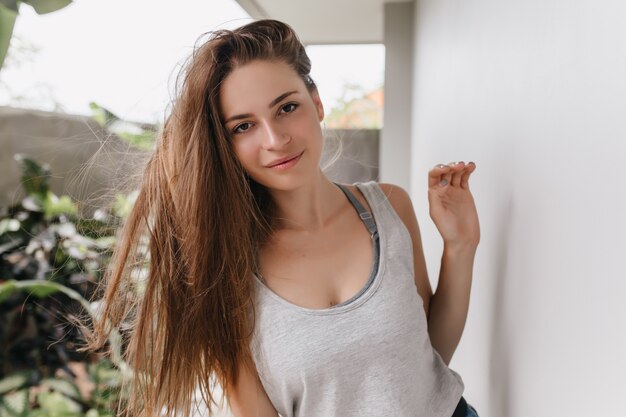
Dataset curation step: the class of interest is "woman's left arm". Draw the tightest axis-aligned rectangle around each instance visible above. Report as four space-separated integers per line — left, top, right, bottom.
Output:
427 161 480 366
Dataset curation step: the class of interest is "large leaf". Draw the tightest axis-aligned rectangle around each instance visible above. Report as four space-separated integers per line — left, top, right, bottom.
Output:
0 3 17 71
0 1 19 13
23 0 72 15
0 389 28 416
0 280 90 306
0 372 31 395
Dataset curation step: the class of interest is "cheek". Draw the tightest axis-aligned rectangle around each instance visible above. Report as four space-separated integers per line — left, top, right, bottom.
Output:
232 139 260 170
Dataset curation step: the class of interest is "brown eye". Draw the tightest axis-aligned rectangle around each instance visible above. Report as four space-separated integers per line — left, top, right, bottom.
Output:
280 103 299 114
233 122 252 135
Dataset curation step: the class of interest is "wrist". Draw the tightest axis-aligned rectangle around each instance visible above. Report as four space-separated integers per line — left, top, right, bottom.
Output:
442 242 477 258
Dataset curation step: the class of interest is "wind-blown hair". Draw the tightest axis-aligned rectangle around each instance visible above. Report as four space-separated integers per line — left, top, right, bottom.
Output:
86 19 318 417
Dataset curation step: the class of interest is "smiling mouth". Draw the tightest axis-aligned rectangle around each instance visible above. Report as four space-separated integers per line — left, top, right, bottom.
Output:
266 151 304 169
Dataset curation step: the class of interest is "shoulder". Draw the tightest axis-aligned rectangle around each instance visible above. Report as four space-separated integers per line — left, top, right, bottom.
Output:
376 182 415 221
375 182 424 244
342 181 415 223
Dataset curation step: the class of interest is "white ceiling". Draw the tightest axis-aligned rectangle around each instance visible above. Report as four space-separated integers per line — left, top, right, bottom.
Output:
234 0 412 45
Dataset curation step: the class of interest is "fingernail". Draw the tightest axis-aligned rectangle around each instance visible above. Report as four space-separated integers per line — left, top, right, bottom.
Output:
440 179 449 186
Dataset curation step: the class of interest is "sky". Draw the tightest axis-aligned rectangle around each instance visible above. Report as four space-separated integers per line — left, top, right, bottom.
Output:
0 0 385 124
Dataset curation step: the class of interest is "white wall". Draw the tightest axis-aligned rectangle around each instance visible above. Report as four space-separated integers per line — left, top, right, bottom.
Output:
380 1 414 190
409 1 626 416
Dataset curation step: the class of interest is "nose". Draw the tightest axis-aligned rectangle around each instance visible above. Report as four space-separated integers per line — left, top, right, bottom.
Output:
260 120 291 149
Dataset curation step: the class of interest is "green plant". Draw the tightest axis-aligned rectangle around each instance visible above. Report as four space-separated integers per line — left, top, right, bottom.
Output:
89 102 157 151
0 155 140 416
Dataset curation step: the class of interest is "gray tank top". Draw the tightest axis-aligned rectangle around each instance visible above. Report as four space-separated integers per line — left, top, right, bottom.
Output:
250 181 464 417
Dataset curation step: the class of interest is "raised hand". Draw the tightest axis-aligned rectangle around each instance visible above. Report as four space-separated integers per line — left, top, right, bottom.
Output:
427 161 480 248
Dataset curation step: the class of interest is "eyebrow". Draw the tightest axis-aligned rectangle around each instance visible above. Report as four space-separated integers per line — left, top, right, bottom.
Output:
224 90 300 124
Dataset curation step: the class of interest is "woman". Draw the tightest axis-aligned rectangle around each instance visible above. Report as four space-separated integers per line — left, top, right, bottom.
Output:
89 19 480 417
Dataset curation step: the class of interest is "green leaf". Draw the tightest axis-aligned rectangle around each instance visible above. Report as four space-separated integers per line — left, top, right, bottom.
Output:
36 391 81 416
0 1 19 13
0 389 29 415
24 282 60 298
43 192 77 218
0 219 20 235
40 378 82 401
0 280 86 306
0 281 18 303
89 102 120 127
22 0 72 15
116 131 156 150
0 372 30 395
0 3 18 71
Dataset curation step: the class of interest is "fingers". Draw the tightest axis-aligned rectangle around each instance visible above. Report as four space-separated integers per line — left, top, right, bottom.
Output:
429 164 449 188
451 163 464 187
429 161 476 189
460 162 476 189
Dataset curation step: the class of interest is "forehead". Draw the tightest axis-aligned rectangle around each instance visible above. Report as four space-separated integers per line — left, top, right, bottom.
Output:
219 60 304 118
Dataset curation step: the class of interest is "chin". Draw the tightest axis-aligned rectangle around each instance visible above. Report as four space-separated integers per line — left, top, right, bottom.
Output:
252 176 309 193
250 169 321 193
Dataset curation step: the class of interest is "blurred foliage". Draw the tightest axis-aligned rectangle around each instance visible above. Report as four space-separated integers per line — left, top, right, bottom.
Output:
324 82 383 129
89 102 158 151
0 155 144 416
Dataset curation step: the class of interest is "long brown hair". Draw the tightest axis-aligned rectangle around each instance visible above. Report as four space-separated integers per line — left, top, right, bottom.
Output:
87 19 319 416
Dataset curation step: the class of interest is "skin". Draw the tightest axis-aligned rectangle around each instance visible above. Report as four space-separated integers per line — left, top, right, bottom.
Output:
219 59 480 415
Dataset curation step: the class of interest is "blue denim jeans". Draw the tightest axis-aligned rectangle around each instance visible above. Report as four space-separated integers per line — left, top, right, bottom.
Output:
465 402 480 417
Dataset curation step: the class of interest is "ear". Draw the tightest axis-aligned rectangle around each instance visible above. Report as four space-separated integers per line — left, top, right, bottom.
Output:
310 88 325 122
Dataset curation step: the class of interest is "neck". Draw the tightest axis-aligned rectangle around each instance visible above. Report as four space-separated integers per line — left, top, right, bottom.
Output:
267 171 346 233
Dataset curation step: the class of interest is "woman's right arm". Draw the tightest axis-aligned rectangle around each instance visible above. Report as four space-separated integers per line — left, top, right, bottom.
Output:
226 358 279 417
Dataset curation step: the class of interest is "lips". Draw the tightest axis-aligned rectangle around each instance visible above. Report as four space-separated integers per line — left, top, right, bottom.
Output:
265 151 304 168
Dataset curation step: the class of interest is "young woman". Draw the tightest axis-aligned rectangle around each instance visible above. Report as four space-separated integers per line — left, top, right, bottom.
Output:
89 19 480 417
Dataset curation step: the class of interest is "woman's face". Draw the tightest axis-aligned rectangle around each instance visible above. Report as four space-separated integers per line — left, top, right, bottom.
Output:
219 59 325 191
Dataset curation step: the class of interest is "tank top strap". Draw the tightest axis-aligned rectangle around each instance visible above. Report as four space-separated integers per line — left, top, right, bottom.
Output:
333 182 378 238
